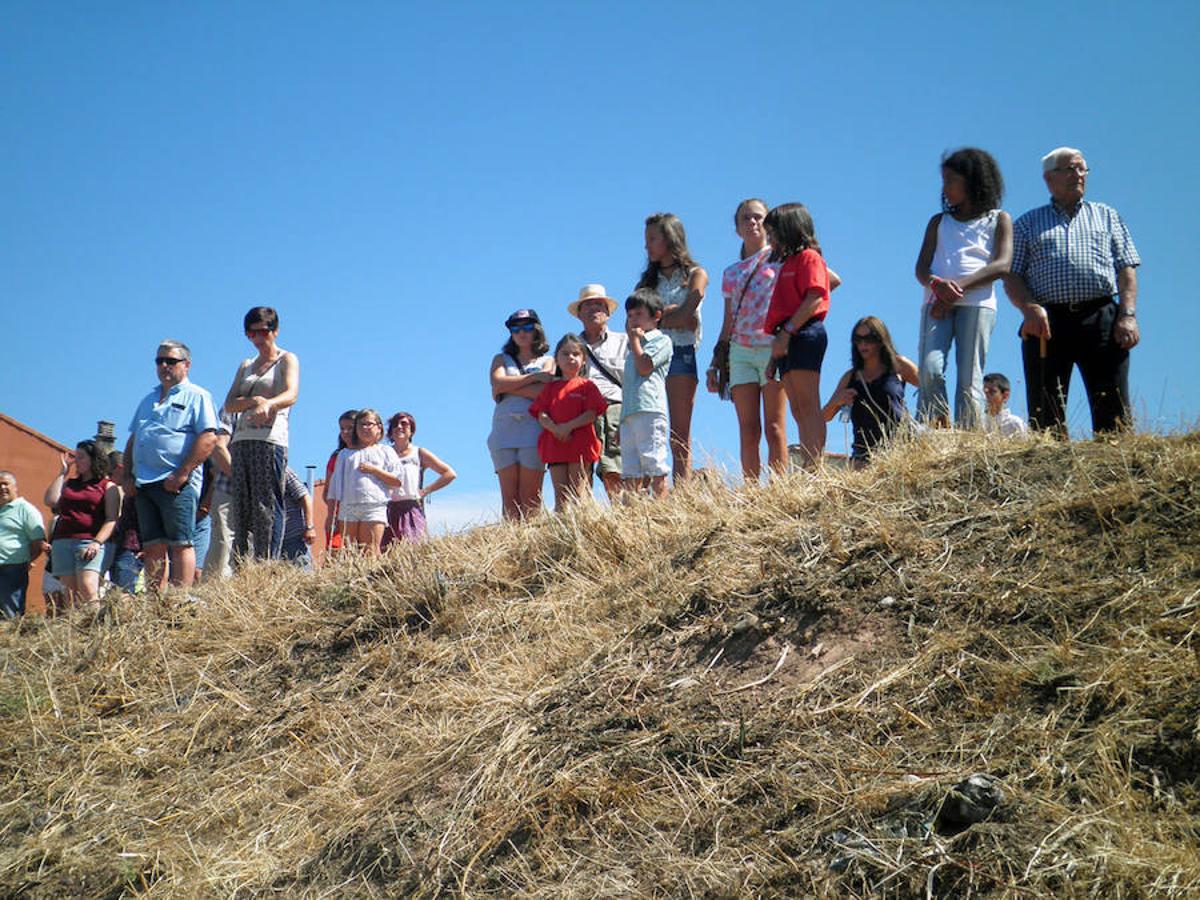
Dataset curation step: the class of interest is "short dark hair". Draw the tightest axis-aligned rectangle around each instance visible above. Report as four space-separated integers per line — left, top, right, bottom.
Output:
244 306 279 332
983 373 1011 394
941 147 1004 214
387 411 417 437
765 203 821 261
625 288 664 318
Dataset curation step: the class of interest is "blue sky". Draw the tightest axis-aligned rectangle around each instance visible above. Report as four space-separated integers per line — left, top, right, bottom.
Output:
4 2 1197 531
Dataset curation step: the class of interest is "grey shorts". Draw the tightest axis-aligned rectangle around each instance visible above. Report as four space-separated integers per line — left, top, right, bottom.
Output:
490 446 543 472
594 402 622 477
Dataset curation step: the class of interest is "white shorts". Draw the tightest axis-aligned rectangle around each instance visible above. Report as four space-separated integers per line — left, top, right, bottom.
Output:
620 412 670 478
340 501 388 525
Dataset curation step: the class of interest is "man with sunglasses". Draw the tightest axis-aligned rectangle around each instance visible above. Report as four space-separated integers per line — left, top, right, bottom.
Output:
1004 146 1141 435
123 340 219 593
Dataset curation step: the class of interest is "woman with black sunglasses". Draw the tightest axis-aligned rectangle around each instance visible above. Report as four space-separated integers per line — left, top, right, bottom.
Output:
823 317 919 467
223 306 300 562
487 308 554 520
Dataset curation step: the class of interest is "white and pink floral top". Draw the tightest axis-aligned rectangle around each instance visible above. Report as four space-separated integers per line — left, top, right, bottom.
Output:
722 246 778 348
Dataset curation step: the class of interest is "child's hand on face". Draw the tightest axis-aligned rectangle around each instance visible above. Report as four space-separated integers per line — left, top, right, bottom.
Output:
627 324 644 341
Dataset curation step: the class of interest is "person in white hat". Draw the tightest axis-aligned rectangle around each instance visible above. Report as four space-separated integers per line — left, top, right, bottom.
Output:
568 284 628 499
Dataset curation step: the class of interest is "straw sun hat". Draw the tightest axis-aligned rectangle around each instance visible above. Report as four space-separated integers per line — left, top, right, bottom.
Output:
567 284 619 318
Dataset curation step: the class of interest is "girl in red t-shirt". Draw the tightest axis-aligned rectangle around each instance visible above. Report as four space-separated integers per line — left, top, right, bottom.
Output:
763 203 832 468
529 334 608 511
44 440 120 611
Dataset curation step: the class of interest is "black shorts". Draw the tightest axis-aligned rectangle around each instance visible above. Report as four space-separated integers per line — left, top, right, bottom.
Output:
778 319 828 375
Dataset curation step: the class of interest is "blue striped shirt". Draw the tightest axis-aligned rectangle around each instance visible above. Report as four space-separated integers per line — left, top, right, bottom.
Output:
1011 199 1139 304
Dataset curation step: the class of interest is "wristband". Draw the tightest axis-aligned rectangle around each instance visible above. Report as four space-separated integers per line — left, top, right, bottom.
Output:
1117 310 1136 319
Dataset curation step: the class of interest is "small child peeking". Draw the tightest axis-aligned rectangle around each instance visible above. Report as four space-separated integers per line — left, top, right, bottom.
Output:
982 373 1028 437
529 334 608 510
620 288 673 498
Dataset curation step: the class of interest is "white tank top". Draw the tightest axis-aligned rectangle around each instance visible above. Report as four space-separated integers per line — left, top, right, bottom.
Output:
926 210 1000 309
389 445 422 501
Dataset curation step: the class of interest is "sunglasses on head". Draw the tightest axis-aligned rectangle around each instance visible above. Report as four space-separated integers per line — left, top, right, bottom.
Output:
156 356 186 366
509 322 536 333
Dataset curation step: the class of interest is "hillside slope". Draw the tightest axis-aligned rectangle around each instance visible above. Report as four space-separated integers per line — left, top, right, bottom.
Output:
1 433 1198 897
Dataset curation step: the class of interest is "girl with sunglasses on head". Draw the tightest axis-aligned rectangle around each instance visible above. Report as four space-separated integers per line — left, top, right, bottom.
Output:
44 440 120 611
823 317 919 468
763 203 832 468
379 411 456 548
223 306 300 563
487 309 554 520
637 212 708 483
326 409 403 555
915 148 1011 429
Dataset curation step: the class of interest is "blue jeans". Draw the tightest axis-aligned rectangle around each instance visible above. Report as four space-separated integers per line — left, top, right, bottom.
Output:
192 514 212 571
110 549 143 594
917 304 996 428
0 563 30 617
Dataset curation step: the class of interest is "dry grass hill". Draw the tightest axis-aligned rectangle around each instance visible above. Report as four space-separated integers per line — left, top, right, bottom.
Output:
1 431 1197 897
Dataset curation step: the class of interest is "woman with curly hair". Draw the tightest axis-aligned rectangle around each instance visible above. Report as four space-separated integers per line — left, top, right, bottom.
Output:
637 212 708 482
914 148 1012 428
44 440 120 610
823 317 919 468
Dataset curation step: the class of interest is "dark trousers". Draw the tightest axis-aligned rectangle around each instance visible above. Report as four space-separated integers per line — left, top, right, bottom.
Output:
0 563 30 617
1022 299 1130 435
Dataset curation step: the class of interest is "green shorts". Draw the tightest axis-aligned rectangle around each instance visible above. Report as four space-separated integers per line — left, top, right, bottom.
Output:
594 402 622 477
729 342 775 387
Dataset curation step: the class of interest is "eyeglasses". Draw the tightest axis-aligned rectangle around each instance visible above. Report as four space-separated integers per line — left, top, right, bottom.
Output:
853 333 880 344
358 420 382 429
1052 165 1089 176
155 356 186 366
509 323 536 333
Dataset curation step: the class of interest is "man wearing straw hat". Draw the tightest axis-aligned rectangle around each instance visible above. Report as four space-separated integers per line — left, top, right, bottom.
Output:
569 284 628 499
1004 147 1141 435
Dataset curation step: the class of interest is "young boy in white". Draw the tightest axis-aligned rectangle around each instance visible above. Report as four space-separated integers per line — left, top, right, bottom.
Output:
620 289 674 498
983 373 1028 437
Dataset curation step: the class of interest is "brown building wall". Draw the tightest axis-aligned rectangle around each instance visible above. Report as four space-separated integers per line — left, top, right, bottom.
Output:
0 412 71 614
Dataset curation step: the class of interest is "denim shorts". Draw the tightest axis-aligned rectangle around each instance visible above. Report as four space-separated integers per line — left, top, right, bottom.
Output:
729 342 775 387
489 446 543 472
134 479 198 548
667 343 697 378
50 538 107 577
620 412 671 478
777 319 828 375
339 500 388 524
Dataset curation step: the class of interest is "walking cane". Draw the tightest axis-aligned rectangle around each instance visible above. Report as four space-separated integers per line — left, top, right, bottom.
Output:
1036 334 1048 423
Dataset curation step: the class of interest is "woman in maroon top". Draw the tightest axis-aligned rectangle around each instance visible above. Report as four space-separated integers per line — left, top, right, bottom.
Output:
44 440 120 610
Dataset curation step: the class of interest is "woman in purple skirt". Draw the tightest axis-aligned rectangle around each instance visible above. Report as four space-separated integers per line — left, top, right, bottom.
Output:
381 412 456 547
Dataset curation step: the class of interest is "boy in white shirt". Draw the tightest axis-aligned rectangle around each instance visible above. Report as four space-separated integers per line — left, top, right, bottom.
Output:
983 373 1028 437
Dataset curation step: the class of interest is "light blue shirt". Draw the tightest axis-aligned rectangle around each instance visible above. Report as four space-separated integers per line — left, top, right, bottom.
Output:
128 379 220 491
621 329 672 420
0 498 46 566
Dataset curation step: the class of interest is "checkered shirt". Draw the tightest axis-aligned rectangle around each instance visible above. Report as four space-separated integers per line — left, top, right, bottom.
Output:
1011 199 1140 304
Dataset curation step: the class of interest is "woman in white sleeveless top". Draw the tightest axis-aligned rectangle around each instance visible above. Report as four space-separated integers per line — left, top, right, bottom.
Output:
223 306 300 561
914 148 1012 428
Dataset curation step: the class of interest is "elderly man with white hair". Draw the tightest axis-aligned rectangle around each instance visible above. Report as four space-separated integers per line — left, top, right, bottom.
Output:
0 471 47 617
1003 146 1141 434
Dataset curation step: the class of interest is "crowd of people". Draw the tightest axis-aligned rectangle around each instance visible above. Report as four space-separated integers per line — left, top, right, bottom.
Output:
0 144 1142 616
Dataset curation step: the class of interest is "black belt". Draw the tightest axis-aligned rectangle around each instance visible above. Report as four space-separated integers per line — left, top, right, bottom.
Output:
1045 296 1113 314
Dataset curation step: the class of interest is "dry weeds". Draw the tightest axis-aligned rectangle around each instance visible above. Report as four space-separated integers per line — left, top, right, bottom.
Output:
1 431 1197 897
